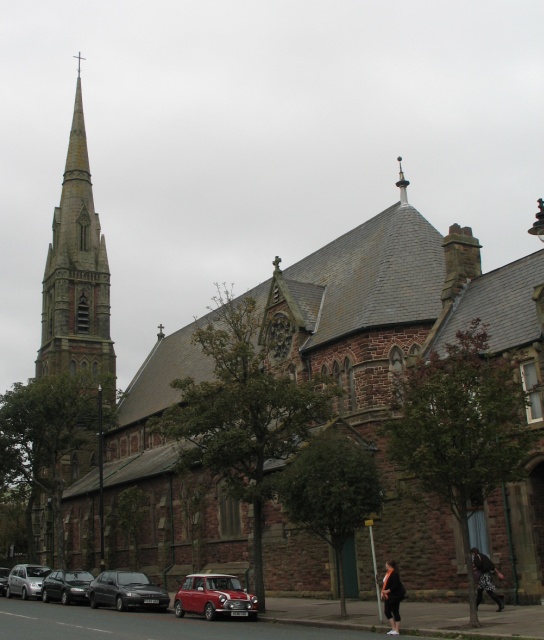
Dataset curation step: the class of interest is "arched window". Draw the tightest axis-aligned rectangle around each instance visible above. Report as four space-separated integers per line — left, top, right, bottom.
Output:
409 344 421 358
389 346 405 406
218 481 241 539
288 363 298 384
344 357 356 412
90 452 97 467
92 362 99 379
69 360 77 376
332 361 344 415
71 453 79 481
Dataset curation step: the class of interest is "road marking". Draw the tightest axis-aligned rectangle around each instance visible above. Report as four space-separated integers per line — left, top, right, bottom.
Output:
0 612 38 620
56 622 112 633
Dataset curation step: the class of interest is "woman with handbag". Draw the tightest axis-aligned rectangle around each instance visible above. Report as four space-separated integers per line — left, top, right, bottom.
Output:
471 547 504 612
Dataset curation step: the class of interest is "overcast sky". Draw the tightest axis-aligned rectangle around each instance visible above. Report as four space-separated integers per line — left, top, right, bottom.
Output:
1 0 543 396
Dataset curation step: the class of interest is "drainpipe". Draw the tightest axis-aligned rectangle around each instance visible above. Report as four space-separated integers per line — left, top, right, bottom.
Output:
501 482 519 604
161 474 176 590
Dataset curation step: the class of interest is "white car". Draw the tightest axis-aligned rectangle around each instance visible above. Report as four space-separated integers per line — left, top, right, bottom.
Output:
7 564 51 600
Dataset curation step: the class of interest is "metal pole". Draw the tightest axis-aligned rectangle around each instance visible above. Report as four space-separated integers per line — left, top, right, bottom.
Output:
98 384 105 573
368 523 383 622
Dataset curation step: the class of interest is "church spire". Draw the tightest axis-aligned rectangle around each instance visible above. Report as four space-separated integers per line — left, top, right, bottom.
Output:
63 76 92 187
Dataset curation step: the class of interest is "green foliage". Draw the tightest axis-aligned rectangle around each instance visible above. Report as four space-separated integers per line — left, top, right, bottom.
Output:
116 486 148 541
0 489 29 559
154 285 340 608
157 287 339 503
277 429 383 552
385 319 536 520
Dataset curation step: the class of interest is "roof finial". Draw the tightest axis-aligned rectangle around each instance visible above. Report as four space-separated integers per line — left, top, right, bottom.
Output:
157 323 165 340
395 156 410 206
272 256 282 273
73 51 86 78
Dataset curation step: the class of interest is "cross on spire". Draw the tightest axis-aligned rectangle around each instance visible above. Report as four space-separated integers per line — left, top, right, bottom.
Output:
272 256 282 273
157 323 165 340
73 52 86 78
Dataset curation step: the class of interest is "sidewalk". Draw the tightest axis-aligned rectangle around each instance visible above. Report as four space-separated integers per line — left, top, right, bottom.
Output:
258 596 544 639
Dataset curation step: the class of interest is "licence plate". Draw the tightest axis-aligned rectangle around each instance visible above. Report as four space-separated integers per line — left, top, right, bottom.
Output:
231 611 248 617
144 599 159 604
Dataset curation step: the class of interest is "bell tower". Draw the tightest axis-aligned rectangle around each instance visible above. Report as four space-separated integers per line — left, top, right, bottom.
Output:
36 71 116 383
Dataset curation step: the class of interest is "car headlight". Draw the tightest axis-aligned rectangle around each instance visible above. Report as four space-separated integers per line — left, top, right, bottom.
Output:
251 596 258 604
219 594 227 604
29 583 41 590
125 591 136 597
70 587 85 592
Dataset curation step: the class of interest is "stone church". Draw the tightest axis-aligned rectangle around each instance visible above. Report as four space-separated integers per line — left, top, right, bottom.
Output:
37 75 544 604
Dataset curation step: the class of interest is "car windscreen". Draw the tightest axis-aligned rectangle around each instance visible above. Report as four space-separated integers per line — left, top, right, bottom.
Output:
118 572 150 586
27 567 50 578
206 577 242 590
66 571 94 582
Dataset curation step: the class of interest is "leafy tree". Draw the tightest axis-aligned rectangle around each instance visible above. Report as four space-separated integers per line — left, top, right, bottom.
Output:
0 488 29 561
276 428 382 616
155 287 339 610
0 373 116 567
116 486 148 569
384 319 536 627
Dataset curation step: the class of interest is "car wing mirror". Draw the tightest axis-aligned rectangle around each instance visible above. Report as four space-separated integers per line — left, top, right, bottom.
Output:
197 586 204 591
107 580 115 586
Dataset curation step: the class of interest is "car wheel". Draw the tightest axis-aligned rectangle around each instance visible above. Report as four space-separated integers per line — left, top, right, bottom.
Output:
89 593 99 609
204 602 216 621
21 587 28 601
42 589 50 603
61 590 70 606
174 600 185 618
116 595 126 612
6 586 12 599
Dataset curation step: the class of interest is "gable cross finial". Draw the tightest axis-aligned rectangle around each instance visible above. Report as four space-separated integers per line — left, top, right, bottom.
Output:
157 323 165 340
272 256 282 273
73 51 86 78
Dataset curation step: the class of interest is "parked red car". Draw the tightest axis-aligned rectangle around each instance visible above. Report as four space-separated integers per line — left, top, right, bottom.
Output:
174 573 258 621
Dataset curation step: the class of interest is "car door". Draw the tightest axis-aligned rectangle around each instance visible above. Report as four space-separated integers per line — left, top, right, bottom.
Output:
48 571 61 600
182 577 197 613
93 572 110 605
103 572 117 607
193 577 207 613
9 567 21 595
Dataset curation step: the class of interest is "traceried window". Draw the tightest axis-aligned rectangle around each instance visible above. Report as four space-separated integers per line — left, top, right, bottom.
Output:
520 360 543 423
467 491 490 555
77 291 90 334
267 313 293 362
218 482 241 539
389 346 405 375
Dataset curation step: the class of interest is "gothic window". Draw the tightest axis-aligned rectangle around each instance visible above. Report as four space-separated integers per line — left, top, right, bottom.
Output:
409 344 421 358
332 361 344 415
77 291 90 334
78 208 91 252
218 482 241 539
267 313 293 362
389 346 405 407
71 453 80 481
92 362 99 379
467 491 490 555
288 363 298 383
70 360 77 376
520 360 543 423
344 357 356 412
90 452 97 467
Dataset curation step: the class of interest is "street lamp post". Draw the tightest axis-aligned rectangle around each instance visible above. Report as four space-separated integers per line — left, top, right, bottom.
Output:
98 384 106 573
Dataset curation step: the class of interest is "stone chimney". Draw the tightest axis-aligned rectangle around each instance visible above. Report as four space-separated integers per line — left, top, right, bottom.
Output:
441 224 482 303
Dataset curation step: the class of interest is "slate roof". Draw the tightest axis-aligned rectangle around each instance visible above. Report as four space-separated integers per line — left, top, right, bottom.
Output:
430 249 544 356
117 201 446 428
63 443 179 499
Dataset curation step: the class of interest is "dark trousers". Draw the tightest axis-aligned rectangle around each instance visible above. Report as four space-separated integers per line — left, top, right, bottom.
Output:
384 600 401 621
476 588 502 608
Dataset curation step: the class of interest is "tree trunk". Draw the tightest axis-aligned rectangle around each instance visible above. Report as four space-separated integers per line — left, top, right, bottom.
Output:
54 484 66 569
459 505 480 628
336 545 347 617
24 490 37 563
252 495 266 612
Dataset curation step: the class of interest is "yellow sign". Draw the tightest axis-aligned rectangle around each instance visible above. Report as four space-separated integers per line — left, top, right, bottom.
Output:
365 519 374 527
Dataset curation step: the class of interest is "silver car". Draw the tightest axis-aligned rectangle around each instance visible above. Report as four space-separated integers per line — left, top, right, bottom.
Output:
7 564 51 600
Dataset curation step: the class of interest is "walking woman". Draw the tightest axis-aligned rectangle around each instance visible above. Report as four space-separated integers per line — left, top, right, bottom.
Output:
471 547 504 612
381 560 404 635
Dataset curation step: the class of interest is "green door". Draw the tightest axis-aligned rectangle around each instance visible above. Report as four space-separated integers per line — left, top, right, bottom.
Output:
340 534 359 598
